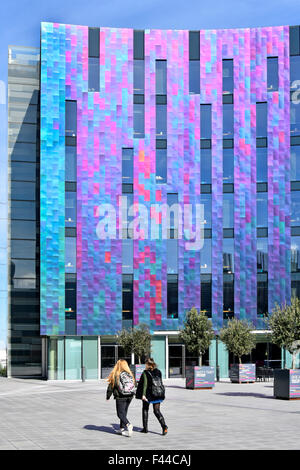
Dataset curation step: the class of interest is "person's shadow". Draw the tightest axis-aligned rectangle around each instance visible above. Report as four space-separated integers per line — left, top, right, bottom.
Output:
84 424 161 435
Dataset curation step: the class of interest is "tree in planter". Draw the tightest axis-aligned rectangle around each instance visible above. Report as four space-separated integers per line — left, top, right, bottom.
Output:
219 318 255 364
117 323 151 364
179 307 215 366
268 297 300 369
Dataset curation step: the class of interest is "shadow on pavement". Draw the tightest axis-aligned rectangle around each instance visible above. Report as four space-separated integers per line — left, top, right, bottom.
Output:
84 424 161 435
216 392 273 399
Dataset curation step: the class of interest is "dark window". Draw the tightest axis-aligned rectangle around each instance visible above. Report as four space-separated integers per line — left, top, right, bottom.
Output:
134 60 145 95
267 57 279 92
167 193 178 238
11 201 36 220
201 274 212 317
133 103 144 138
167 274 178 319
256 147 268 182
156 60 167 95
11 240 35 259
223 103 234 138
291 100 300 135
223 148 234 183
65 101 77 137
223 139 234 149
156 104 167 139
200 104 212 139
12 123 37 143
257 227 268 238
189 31 200 60
291 145 300 181
189 61 200 94
257 193 268 228
256 102 267 137
292 273 300 298
256 137 268 148
11 181 35 201
11 220 36 240
65 146 77 183
201 184 211 193
223 273 234 319
223 59 233 95
290 26 300 56
200 148 211 184
257 273 268 317
65 273 76 335
134 30 144 60
156 147 167 184
88 28 100 57
11 259 36 279
290 56 300 91
11 162 36 182
223 238 234 273
122 148 133 185
291 191 300 226
257 239 268 273
10 142 36 162
122 274 133 322
65 191 76 228
88 57 100 92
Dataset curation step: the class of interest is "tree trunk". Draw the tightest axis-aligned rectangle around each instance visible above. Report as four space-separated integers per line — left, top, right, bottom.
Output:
239 357 242 364
138 356 141 365
292 353 296 370
198 354 202 367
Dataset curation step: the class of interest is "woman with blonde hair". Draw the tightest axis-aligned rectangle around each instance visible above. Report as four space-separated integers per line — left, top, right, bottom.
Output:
106 359 136 436
136 358 168 435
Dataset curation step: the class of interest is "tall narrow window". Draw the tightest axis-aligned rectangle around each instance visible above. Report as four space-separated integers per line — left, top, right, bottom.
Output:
167 193 178 238
65 101 77 137
223 103 234 138
223 148 234 183
200 148 212 184
267 57 278 92
156 60 167 95
291 236 300 272
223 194 234 228
223 59 233 95
256 102 267 138
134 60 144 94
257 273 268 317
167 274 178 319
122 148 133 185
156 140 167 184
189 31 200 94
257 239 268 273
88 28 100 92
291 191 300 226
133 98 145 138
65 273 76 335
65 191 76 228
133 30 145 138
122 274 133 329
167 239 178 274
291 100 300 136
291 144 300 181
200 274 212 317
257 193 268 228
201 194 212 228
223 238 234 274
65 146 77 182
256 147 268 182
223 274 234 319
65 237 76 274
201 239 212 273
290 26 300 56
200 104 212 139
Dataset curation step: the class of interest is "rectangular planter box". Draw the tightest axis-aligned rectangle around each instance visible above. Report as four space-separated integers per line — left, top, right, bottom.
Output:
130 364 145 382
274 369 300 400
229 364 255 383
186 366 215 389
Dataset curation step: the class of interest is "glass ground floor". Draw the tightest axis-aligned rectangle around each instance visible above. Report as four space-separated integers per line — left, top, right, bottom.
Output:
46 332 300 380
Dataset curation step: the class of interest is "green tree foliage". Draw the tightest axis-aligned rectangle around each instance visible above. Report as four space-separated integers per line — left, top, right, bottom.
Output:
219 319 255 364
269 297 300 369
179 308 215 366
117 323 151 364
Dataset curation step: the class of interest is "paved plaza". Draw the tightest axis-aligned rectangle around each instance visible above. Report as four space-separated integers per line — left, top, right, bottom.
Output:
0 376 299 450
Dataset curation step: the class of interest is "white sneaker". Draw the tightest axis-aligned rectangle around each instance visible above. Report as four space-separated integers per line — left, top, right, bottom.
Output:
123 423 133 437
116 428 125 435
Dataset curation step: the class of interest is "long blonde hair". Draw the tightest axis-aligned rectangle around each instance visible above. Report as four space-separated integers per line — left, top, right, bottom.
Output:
107 359 135 386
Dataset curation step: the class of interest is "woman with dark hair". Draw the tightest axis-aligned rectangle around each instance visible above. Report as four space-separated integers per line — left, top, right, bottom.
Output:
136 358 168 435
106 359 136 436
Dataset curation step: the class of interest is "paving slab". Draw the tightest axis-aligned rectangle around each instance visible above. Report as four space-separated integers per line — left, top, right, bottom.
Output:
0 377 300 450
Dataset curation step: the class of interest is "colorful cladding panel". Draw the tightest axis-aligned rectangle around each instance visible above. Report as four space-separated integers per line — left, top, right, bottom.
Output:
40 23 291 335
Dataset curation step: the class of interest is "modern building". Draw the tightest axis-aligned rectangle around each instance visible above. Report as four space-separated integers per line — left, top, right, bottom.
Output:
4 22 300 379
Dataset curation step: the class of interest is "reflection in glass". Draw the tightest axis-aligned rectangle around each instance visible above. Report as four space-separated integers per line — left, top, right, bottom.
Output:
291 145 300 181
200 105 212 139
201 194 212 228
122 274 133 321
65 146 77 182
223 274 234 319
201 274 212 317
256 102 267 138
156 148 167 184
189 60 200 94
167 274 178 319
223 103 234 138
65 101 77 137
256 147 268 182
134 60 145 94
200 148 211 184
291 237 300 272
223 148 234 183
223 238 234 273
223 194 234 228
257 239 268 272
156 104 167 139
267 57 278 92
88 57 100 92
257 193 268 227
201 238 211 273
223 59 234 94
133 103 144 138
65 192 76 227
167 239 178 274
122 148 133 184
122 239 133 273
291 191 300 226
65 237 76 273
257 274 268 316
290 56 300 89
156 60 167 95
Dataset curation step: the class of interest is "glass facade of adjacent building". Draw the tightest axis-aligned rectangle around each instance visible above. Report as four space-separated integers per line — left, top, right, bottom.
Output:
6 24 300 379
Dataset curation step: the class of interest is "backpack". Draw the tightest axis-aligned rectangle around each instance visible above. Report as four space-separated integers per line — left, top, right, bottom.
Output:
118 372 136 396
149 373 165 399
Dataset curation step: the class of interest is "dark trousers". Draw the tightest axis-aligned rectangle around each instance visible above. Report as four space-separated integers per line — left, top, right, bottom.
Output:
116 398 132 429
142 401 166 430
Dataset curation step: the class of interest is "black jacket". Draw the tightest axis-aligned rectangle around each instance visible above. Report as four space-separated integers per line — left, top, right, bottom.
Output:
106 372 134 400
136 368 165 402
